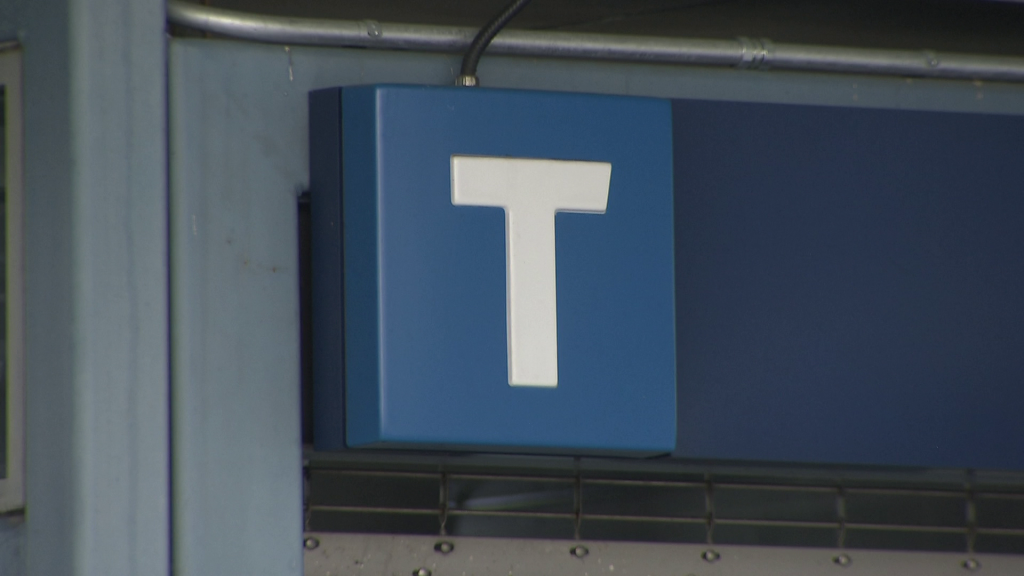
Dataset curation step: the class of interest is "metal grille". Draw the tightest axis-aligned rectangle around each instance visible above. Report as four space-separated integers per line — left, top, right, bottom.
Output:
305 455 1024 555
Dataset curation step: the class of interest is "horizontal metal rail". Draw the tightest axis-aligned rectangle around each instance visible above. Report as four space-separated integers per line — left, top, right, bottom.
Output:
167 0 1024 83
313 469 1003 498
309 504 1024 536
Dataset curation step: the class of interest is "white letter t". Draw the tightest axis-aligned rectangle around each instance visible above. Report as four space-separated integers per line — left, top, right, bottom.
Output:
451 156 611 387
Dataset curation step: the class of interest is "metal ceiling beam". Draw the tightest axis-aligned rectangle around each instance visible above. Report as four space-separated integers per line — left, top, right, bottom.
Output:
167 0 1024 83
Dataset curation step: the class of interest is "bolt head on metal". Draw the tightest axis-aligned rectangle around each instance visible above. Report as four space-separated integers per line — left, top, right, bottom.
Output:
303 536 319 550
702 549 721 563
571 545 589 558
434 540 455 554
413 568 432 576
833 553 852 567
364 19 382 38
963 558 981 571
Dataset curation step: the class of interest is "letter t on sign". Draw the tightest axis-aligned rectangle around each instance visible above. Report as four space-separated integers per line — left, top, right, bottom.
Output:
451 156 611 387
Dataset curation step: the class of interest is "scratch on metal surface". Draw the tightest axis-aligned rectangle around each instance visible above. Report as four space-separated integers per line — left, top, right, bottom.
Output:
285 46 294 81
192 214 197 236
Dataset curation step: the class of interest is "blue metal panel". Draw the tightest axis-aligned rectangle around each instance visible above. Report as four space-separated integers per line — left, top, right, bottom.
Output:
673 99 1024 469
312 85 677 454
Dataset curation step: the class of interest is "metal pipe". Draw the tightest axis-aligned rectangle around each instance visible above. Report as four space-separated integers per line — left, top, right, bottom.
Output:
167 0 1024 82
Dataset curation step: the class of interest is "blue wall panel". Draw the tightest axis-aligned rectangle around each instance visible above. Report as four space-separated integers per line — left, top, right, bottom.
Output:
673 100 1024 469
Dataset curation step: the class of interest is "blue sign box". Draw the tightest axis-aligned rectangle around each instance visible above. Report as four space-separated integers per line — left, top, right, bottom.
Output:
313 86 1024 469
310 85 677 454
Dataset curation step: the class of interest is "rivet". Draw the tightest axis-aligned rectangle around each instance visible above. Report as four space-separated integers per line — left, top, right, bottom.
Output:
702 549 721 563
570 545 589 558
364 20 382 38
963 558 981 571
413 568 432 576
434 541 455 554
833 553 852 567
303 536 319 551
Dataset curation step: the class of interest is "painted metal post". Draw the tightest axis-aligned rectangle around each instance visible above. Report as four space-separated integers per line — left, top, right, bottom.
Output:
21 0 169 574
169 41 303 576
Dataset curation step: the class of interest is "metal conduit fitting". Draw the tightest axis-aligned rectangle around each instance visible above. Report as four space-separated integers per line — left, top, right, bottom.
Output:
167 0 1024 83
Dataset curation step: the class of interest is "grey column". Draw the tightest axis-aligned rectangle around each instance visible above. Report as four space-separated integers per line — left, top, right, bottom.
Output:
169 41 303 576
21 0 169 574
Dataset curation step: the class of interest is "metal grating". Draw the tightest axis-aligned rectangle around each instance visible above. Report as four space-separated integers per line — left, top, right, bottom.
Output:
305 457 1024 555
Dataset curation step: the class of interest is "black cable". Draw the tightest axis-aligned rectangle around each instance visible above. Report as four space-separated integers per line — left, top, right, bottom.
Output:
458 0 534 87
